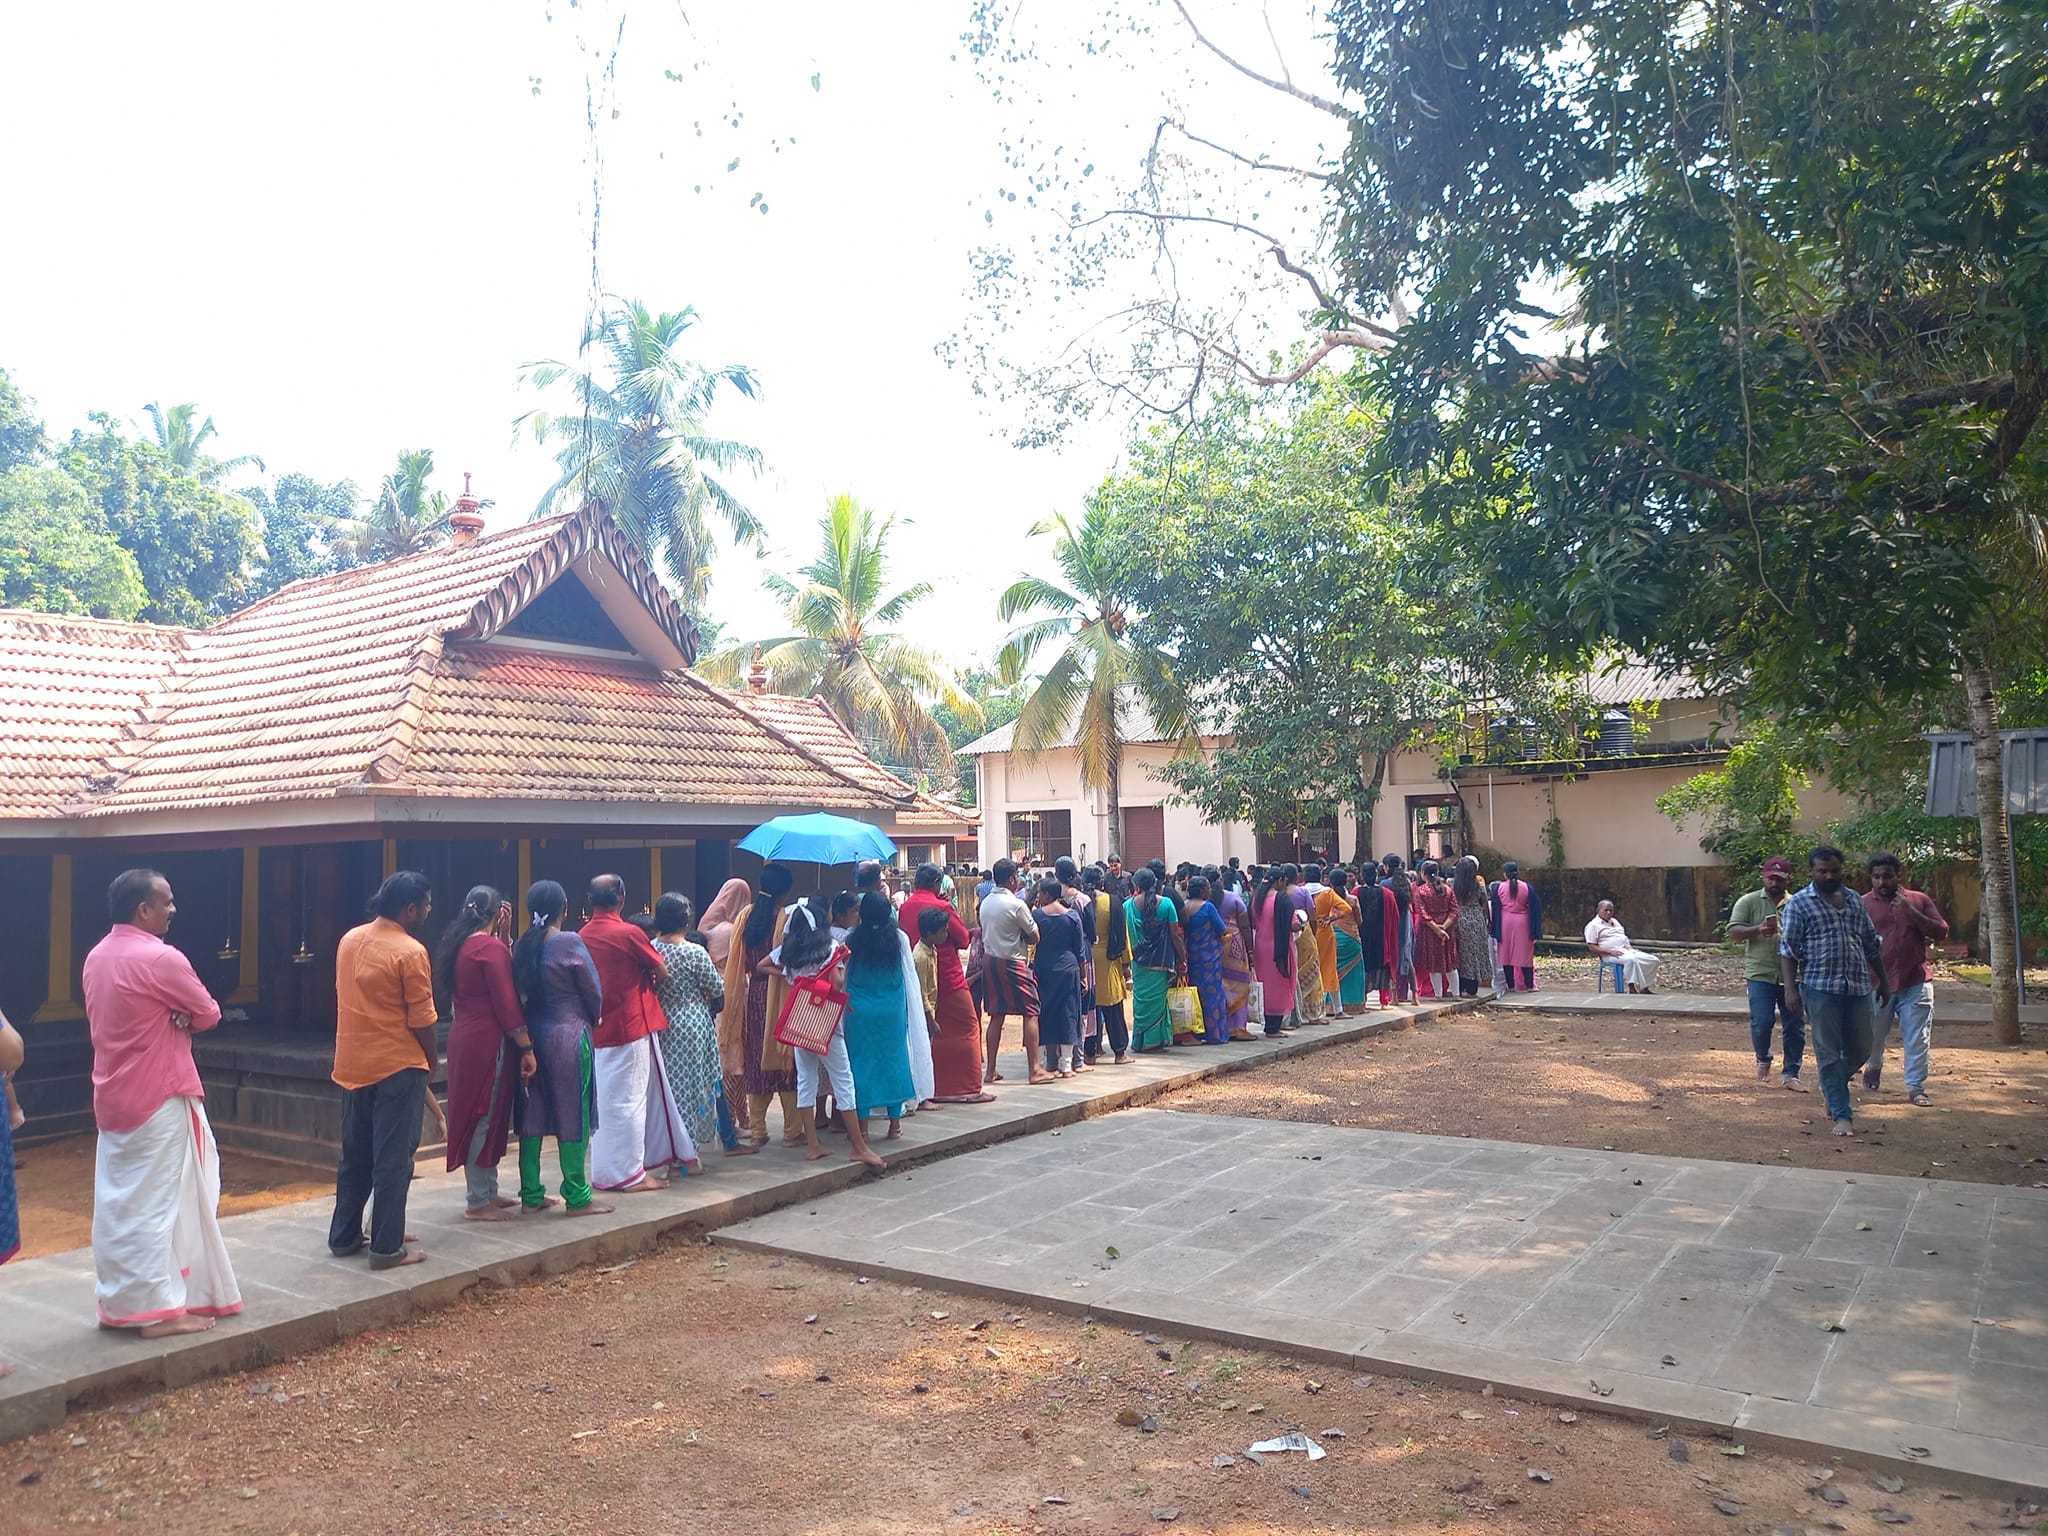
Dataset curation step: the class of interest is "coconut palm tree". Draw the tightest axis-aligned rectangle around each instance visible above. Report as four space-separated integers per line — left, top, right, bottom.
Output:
518 298 762 617
707 494 981 782
335 449 453 564
997 502 1196 858
143 401 264 484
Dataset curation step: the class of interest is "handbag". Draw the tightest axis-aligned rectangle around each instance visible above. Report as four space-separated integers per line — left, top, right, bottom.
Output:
1167 985 1201 1035
773 968 847 1056
1245 980 1265 1022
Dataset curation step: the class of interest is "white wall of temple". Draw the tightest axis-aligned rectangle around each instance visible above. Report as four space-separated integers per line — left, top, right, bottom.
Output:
972 740 1256 868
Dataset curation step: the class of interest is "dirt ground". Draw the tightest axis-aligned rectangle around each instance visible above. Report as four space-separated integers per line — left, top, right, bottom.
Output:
9 1138 331 1262
1167 1007 2048 1186
7 1243 2036 1536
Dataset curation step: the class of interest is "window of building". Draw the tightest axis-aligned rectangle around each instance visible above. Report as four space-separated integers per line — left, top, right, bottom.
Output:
1005 809 1072 862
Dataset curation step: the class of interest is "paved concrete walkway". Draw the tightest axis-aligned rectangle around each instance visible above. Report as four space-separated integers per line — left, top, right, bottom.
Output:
0 999 1463 1441
1495 989 2048 1026
717 1110 2048 1494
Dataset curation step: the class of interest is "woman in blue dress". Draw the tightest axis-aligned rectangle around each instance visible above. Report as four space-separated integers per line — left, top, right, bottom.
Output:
841 893 917 1140
1031 874 1088 1075
1182 875 1232 1043
0 1010 23 1273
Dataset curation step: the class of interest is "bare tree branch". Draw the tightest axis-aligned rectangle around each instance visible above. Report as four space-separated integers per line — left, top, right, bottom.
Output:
1169 120 1334 183
1169 0 1356 122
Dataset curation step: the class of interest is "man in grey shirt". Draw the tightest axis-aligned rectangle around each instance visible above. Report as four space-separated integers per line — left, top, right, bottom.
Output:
979 858 1053 1086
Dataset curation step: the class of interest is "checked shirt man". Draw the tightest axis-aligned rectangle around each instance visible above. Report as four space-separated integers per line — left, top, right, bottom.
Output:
1778 846 1887 1137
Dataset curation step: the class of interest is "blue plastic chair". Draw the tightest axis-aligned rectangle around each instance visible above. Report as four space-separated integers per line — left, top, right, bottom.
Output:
1593 957 1627 993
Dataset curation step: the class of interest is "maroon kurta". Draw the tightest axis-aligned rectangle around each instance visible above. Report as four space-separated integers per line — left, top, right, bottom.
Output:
581 910 667 1049
444 932 524 1171
1412 882 1459 974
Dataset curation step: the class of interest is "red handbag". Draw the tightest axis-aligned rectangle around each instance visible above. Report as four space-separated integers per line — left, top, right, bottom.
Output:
774 964 847 1055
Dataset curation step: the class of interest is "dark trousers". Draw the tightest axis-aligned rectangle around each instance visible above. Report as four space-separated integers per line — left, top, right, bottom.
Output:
328 1067 427 1262
1088 1000 1130 1059
1747 979 1804 1077
1458 977 1480 996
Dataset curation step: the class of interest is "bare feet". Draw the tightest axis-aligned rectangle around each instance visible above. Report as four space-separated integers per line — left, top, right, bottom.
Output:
885 1121 903 1140
779 1135 808 1148
369 1249 428 1270
851 1148 886 1171
0 1360 12 1378
521 1197 561 1214
1783 1076 1810 1093
1027 1070 1059 1085
564 1200 616 1217
806 1144 831 1161
138 1314 217 1338
615 1174 666 1193
492 1195 520 1209
985 1071 1005 1084
463 1205 520 1222
721 1143 759 1157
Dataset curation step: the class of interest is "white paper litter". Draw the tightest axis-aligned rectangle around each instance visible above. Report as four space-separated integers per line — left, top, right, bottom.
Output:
1247 1433 1326 1461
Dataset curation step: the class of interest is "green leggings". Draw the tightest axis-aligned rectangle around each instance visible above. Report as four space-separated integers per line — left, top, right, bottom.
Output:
518 1032 596 1209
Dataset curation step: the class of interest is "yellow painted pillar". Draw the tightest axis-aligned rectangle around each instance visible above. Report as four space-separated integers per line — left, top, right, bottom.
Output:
33 853 83 1022
516 839 532 929
381 838 398 879
226 846 261 1004
648 847 662 910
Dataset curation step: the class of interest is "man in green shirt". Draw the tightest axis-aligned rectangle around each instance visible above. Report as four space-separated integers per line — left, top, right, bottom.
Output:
1727 857 1806 1091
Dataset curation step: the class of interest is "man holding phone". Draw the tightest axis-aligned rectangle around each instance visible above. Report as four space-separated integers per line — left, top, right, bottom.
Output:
1728 857 1805 1091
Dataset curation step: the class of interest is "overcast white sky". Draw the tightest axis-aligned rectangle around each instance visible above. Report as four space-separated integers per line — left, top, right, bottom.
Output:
0 1 1339 664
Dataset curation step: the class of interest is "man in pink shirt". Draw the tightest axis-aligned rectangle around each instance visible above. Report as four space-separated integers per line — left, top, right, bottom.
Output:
81 869 241 1337
1861 851 1951 1106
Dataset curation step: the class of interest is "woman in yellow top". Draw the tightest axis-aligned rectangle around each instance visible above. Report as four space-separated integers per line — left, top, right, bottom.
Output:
1085 867 1132 1064
1314 871 1364 1016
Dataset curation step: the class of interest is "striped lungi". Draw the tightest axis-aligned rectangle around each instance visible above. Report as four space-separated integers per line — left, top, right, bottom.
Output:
983 955 1040 1018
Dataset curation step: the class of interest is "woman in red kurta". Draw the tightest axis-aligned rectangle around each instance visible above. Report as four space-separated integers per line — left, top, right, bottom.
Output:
1411 862 1459 998
900 866 995 1102
435 885 537 1221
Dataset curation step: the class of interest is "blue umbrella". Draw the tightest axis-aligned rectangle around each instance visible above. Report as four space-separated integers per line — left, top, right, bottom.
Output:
738 812 897 866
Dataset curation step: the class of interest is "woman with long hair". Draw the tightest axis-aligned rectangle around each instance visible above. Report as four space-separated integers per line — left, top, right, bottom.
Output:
763 899 882 1169
1412 859 1459 998
840 892 917 1149
1031 875 1089 1075
723 864 799 1148
510 881 612 1216
1319 869 1370 1015
1252 866 1298 1036
1122 868 1186 1052
1215 866 1257 1040
435 885 533 1221
1451 856 1495 996
1182 874 1233 1044
1082 866 1132 1064
1490 861 1542 991
648 892 730 1158
1356 864 1397 1006
1382 855 1417 1003
1292 865 1330 1024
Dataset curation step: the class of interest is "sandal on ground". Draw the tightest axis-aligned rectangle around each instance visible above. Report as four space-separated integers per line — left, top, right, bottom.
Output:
1909 1090 1933 1106
1782 1076 1810 1093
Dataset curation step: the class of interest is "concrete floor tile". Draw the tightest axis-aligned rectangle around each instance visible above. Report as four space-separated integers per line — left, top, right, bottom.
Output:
1579 1287 1751 1383
1498 1280 1633 1362
1611 1198 1739 1242
1561 1233 1677 1289
1707 1203 1829 1257
1328 1270 1455 1330
1404 1286 1529 1344
1466 1233 1596 1296
1955 1357 2048 1443
1652 1243 1782 1294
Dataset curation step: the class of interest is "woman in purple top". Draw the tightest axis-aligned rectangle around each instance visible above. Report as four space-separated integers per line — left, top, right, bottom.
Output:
511 881 613 1217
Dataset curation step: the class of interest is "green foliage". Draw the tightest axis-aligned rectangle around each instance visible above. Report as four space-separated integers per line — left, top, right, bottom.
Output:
143 401 264 486
1656 725 1810 880
334 450 452 565
239 473 364 601
997 499 1197 845
1541 814 1566 872
1334 0 2047 724
707 494 979 783
520 298 763 617
0 465 146 619
58 415 262 625
0 366 49 470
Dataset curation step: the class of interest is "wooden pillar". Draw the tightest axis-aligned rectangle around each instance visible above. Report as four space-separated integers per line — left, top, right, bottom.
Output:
516 839 532 929
381 838 398 879
648 846 663 909
33 852 83 1022
225 846 261 1005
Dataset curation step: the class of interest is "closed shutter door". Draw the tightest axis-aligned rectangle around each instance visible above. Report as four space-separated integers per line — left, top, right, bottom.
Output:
1122 805 1166 866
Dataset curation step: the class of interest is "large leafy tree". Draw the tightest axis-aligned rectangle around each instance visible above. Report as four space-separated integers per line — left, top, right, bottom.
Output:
0 366 48 469
335 449 451 565
240 473 364 600
708 494 980 782
60 414 262 625
1098 375 1505 857
0 465 147 619
520 299 763 617
997 499 1197 857
143 401 265 486
1322 0 2047 1039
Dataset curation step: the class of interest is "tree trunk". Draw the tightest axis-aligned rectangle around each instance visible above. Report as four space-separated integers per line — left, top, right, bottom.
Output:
1352 751 1387 864
1105 748 1124 866
1963 664 2022 1046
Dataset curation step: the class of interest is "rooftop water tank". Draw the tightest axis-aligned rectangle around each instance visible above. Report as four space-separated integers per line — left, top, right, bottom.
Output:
1598 708 1634 756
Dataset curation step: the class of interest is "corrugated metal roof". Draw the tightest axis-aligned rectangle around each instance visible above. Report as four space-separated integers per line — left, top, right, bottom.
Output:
1922 731 2048 817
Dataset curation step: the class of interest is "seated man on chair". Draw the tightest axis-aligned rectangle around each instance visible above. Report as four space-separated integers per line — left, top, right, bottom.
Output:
1584 900 1659 994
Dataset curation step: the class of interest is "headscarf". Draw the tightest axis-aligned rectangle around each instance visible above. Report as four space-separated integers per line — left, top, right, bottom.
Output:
700 877 752 968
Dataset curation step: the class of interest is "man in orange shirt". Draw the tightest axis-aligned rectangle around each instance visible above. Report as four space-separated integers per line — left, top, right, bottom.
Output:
580 874 696 1192
327 872 438 1269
